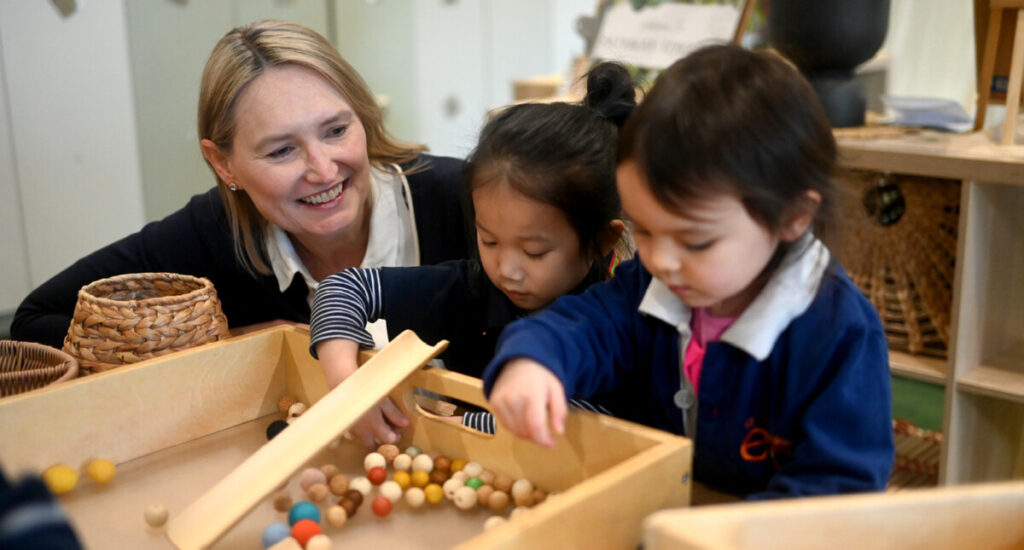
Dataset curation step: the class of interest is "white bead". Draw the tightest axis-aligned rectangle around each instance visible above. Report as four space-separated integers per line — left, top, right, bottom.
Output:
305 534 332 550
510 478 534 499
510 506 530 520
453 486 478 510
349 476 372 495
379 480 402 503
404 487 426 508
450 471 469 484
411 453 433 473
144 503 168 527
363 452 386 472
392 454 412 472
326 505 348 528
287 402 307 418
484 516 507 530
442 478 462 500
461 461 484 478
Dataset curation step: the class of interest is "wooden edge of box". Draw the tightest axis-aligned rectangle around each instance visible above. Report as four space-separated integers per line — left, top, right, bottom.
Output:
644 480 1024 550
165 330 447 550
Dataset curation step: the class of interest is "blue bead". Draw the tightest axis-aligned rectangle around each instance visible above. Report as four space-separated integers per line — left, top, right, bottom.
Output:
287 500 321 526
261 522 291 548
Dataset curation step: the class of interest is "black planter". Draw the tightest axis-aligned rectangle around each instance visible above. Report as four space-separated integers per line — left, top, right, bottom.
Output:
767 0 890 127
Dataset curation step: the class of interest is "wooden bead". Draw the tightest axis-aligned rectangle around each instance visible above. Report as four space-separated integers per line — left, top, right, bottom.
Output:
371 495 393 517
411 454 433 473
392 454 412 472
42 464 78 494
484 516 507 530
429 469 449 485
424 483 444 504
339 498 359 519
513 490 534 507
510 506 530 520
391 470 411 489
442 478 463 500
377 444 400 465
510 478 534 500
379 480 402 503
298 468 327 491
287 402 307 418
278 395 298 414
433 455 452 473
268 537 303 550
349 476 372 496
328 474 349 496
488 490 509 512
305 534 333 550
450 471 469 485
404 487 426 508
461 461 484 478
367 467 387 486
344 489 364 508
449 458 467 473
477 469 495 486
410 470 430 488
532 489 548 506
363 452 386 472
492 474 514 493
325 505 348 528
476 485 495 505
306 483 329 504
290 519 321 547
144 503 169 527
272 491 293 512
319 464 339 481
83 458 116 484
453 486 478 510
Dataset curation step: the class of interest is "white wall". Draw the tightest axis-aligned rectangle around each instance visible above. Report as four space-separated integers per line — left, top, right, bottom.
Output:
0 0 144 312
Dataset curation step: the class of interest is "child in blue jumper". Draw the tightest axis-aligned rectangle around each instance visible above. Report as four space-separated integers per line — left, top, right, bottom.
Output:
483 45 894 499
309 63 636 449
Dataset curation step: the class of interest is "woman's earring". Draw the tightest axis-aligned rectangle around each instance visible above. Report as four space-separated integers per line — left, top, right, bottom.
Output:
228 182 238 191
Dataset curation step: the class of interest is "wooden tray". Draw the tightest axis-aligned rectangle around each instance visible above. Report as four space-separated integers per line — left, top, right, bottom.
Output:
644 480 1024 549
0 325 692 549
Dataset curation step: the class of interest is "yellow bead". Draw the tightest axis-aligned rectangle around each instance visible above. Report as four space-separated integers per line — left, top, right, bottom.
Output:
392 470 411 490
84 458 116 484
410 470 430 488
450 458 467 474
42 464 78 494
424 483 445 504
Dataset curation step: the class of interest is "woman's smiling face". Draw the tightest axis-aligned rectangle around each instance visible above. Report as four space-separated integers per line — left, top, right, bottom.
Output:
213 64 372 243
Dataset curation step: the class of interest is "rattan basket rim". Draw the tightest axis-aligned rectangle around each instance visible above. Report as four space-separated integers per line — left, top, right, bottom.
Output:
77 272 217 308
1 340 80 391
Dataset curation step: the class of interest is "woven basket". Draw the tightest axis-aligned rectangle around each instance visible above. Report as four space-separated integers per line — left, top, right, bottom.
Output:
837 171 959 358
1 340 79 397
63 273 229 374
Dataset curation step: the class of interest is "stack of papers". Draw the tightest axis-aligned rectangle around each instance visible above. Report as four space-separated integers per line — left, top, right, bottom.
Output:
881 95 973 133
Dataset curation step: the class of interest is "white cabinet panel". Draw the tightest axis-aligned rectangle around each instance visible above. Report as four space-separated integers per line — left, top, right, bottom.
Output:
0 45 30 312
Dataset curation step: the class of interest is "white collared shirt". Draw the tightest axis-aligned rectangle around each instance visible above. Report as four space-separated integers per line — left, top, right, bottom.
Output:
637 234 831 438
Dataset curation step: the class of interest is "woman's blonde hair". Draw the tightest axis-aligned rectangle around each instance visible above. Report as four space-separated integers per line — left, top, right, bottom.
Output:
198 19 426 275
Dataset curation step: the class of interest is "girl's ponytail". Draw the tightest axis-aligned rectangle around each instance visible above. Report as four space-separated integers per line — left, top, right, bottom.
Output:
583 62 637 128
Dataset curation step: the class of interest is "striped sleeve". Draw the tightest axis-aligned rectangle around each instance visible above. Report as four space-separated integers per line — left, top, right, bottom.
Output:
309 268 383 358
460 399 612 435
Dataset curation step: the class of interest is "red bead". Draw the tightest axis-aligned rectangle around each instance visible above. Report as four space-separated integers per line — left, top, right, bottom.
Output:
367 466 387 485
290 519 322 547
371 495 392 517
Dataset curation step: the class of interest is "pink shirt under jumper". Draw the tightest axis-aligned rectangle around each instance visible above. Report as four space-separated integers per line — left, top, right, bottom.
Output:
683 308 738 395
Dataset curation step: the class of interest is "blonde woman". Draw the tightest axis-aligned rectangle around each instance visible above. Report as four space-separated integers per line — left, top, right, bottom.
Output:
13 20 471 348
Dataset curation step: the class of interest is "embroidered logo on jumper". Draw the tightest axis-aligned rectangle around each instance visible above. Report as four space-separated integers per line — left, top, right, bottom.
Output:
739 417 793 469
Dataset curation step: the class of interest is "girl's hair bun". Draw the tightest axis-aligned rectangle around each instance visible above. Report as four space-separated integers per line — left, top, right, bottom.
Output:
583 62 637 128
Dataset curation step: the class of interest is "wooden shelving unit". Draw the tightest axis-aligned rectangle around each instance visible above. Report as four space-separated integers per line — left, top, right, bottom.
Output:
837 129 1024 485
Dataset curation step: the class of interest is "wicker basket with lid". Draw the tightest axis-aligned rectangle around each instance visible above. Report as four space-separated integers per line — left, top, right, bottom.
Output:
63 273 229 374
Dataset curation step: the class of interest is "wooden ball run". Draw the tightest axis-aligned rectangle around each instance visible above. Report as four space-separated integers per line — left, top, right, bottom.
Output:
0 326 692 549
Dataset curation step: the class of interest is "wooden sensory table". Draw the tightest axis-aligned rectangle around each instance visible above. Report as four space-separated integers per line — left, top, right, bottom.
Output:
0 325 692 549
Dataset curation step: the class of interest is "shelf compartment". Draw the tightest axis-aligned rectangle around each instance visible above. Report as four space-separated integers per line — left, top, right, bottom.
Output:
956 340 1024 403
890 350 947 384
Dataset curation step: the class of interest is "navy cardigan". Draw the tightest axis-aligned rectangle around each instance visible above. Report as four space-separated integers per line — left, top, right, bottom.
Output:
12 155 472 349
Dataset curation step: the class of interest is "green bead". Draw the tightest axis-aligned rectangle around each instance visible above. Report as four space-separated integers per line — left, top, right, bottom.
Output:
465 477 483 490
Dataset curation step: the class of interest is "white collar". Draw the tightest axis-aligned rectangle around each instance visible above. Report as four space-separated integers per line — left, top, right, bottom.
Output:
264 164 419 305
638 235 831 361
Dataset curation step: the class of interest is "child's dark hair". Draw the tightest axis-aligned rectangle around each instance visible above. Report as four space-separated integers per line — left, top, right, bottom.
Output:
618 44 837 252
464 62 637 262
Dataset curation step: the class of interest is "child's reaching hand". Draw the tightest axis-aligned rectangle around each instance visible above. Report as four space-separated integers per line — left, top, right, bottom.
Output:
488 358 568 449
317 338 409 449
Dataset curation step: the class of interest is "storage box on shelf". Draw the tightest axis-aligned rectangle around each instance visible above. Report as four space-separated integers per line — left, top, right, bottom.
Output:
836 129 1024 484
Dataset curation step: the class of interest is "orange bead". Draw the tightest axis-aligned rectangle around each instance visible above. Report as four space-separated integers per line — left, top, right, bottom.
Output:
290 519 321 547
392 470 411 490
371 495 392 517
367 466 387 485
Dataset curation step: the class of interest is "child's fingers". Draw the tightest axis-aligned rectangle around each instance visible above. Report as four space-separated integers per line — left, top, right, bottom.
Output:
548 387 567 437
378 397 409 428
525 399 554 448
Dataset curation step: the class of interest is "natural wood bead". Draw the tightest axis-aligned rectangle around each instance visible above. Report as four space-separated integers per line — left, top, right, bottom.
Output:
328 474 349 496
488 490 510 512
299 468 327 491
306 483 329 503
492 474 514 493
144 503 169 527
349 476 372 496
476 484 495 505
478 469 495 486
513 490 534 507
377 444 400 465
363 452 386 472
404 487 426 508
326 505 348 528
532 489 548 505
339 498 358 519
450 471 469 485
461 461 483 478
429 468 450 485
305 534 332 550
392 454 412 472
278 395 298 414
411 453 433 473
510 478 534 500
319 464 339 481
484 516 507 530
272 491 293 512
344 489 364 508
